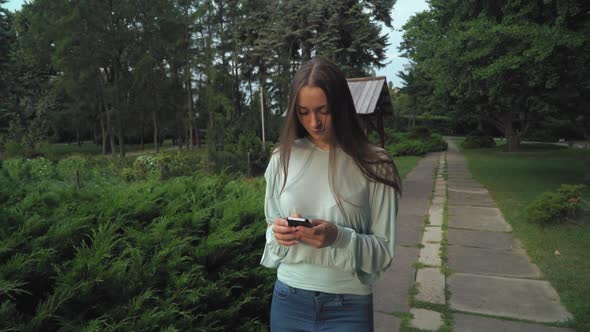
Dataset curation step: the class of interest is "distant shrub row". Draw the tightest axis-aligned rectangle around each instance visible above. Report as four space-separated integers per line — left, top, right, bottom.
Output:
370 127 448 157
1 152 202 184
461 130 496 149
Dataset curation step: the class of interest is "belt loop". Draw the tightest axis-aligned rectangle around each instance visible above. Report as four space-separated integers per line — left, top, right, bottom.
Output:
290 285 296 294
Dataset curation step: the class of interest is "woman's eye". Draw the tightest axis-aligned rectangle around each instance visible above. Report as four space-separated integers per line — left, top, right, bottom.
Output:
320 110 330 115
297 110 309 115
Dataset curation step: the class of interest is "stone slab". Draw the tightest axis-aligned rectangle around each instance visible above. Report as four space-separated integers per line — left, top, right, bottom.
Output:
447 182 486 191
447 229 520 250
419 242 441 266
398 198 430 217
395 223 423 246
399 214 426 228
446 177 482 184
432 196 445 206
453 313 575 332
422 226 443 243
447 173 472 179
448 206 512 232
428 206 443 226
373 246 419 313
448 190 496 207
415 268 445 304
410 308 443 331
374 312 401 332
448 273 572 323
448 245 541 278
448 187 488 195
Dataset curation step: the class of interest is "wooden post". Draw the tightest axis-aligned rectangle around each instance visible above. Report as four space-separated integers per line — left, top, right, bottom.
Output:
377 107 385 148
260 88 266 150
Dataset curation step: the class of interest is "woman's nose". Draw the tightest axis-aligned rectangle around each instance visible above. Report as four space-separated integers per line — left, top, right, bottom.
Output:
310 113 321 125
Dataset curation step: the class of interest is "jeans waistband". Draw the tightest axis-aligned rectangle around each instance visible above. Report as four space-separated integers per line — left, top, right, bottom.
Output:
276 278 371 298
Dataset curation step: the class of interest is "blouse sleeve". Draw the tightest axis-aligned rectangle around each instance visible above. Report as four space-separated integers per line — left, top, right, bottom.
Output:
259 153 290 268
330 164 398 276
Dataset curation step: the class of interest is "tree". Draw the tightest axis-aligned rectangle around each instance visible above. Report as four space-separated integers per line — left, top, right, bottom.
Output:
400 0 588 151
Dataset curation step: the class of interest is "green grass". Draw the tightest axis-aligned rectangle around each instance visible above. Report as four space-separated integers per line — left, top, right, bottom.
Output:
395 156 422 179
41 139 177 159
458 140 590 331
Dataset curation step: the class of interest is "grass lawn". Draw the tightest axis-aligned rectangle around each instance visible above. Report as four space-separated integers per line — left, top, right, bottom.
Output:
457 140 590 331
42 139 177 159
395 155 422 179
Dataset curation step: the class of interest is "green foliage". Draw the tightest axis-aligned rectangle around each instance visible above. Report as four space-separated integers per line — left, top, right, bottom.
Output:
386 140 423 156
408 126 431 139
524 184 586 225
399 0 589 149
28 157 56 180
208 131 271 176
398 114 453 134
57 155 88 180
0 163 275 330
462 130 496 149
377 128 448 156
2 158 30 180
3 139 26 158
158 152 202 180
132 155 161 180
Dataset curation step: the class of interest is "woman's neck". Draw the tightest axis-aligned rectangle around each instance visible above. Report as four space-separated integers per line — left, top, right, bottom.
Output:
307 136 331 151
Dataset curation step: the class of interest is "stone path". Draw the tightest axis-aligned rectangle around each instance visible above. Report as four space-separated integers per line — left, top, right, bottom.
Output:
373 153 440 331
373 141 574 331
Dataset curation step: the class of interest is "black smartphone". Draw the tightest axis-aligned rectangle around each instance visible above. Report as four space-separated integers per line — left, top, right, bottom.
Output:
286 217 313 228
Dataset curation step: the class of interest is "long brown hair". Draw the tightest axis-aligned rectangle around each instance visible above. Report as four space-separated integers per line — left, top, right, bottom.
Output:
275 58 402 216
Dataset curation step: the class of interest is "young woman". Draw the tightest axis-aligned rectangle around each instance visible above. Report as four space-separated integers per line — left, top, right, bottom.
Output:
260 58 401 331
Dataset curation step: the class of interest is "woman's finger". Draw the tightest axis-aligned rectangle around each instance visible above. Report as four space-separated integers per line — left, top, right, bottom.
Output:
274 218 289 227
273 224 295 234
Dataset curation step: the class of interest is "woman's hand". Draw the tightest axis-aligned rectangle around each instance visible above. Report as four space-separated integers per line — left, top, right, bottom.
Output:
295 219 339 248
271 214 299 246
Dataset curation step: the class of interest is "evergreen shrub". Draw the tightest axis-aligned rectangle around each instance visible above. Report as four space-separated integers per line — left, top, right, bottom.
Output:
462 130 496 149
379 130 447 157
408 126 431 139
209 133 271 176
28 157 56 180
524 184 586 225
57 156 88 180
3 140 25 158
158 152 201 179
2 158 30 180
132 155 160 180
0 168 275 330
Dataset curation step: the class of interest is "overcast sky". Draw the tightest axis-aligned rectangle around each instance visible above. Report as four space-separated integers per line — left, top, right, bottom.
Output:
4 0 429 87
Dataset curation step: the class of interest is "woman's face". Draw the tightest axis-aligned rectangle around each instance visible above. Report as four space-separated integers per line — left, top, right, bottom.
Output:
296 86 333 148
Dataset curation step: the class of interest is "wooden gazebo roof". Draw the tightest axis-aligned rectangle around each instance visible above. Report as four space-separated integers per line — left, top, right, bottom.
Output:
347 76 393 117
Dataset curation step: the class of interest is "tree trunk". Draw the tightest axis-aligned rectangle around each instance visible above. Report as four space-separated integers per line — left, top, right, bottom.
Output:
153 110 159 153
100 113 107 154
503 112 520 152
107 107 116 156
140 118 145 151
584 132 590 183
76 127 81 147
185 3 194 151
187 69 194 150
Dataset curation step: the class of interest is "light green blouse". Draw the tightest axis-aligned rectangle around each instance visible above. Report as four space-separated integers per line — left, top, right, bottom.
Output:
260 138 398 295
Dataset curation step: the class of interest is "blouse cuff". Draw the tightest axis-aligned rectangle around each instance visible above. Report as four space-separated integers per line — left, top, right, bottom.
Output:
331 225 354 249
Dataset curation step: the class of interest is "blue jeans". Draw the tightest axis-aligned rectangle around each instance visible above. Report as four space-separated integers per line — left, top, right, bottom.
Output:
270 279 374 332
